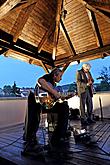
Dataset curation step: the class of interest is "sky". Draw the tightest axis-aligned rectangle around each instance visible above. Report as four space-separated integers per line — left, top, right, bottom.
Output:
0 55 110 88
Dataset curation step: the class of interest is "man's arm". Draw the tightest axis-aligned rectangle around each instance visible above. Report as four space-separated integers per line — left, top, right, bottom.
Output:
76 71 87 88
89 72 94 83
38 78 61 99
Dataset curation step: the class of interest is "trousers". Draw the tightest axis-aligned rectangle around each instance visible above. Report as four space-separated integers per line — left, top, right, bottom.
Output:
80 89 93 120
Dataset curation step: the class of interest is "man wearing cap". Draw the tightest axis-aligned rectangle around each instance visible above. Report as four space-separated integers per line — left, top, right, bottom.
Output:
76 63 95 126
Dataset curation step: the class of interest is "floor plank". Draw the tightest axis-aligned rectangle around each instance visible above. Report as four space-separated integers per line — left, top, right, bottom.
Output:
0 120 110 165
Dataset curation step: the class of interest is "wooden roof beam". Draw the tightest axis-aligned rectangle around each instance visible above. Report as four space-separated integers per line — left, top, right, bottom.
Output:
0 0 21 19
52 0 63 60
86 9 103 47
0 48 8 55
54 56 72 67
38 19 55 53
84 0 110 13
0 0 37 20
0 39 55 66
9 0 37 11
0 30 54 66
104 52 110 56
93 6 110 14
55 44 110 65
0 29 51 58
71 44 110 61
60 19 76 56
12 3 35 42
60 19 80 64
40 61 50 73
62 62 70 74
77 0 110 23
0 39 54 66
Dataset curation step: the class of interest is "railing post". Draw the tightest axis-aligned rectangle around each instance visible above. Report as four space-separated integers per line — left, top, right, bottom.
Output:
99 96 103 121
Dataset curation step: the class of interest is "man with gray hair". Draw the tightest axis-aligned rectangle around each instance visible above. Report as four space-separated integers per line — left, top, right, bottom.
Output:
76 63 96 126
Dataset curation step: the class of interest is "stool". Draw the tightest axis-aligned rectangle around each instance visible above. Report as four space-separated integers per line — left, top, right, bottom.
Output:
47 113 58 133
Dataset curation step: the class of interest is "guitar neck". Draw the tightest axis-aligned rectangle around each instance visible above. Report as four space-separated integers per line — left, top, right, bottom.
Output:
60 93 76 101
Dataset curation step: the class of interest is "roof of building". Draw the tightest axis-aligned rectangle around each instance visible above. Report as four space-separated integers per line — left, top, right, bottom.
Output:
0 0 110 71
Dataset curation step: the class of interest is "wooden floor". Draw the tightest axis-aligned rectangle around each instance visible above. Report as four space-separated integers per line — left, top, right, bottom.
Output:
0 119 110 165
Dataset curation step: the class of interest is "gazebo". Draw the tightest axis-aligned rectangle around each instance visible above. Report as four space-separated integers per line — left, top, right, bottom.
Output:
0 1 110 164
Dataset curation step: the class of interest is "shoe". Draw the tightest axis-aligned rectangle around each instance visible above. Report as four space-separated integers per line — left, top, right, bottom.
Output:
87 119 96 124
60 137 69 143
81 119 89 126
50 138 59 147
22 142 43 156
60 132 71 142
65 130 71 138
23 135 39 145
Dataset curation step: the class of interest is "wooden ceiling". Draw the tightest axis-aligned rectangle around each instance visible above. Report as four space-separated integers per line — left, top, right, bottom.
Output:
0 0 110 71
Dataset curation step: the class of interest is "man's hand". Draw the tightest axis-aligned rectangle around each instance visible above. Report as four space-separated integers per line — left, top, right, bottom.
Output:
53 90 61 100
87 79 93 86
38 78 61 100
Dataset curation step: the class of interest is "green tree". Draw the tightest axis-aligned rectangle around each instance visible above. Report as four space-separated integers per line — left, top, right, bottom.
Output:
68 82 77 93
3 85 12 95
96 66 110 91
12 81 17 95
12 81 20 96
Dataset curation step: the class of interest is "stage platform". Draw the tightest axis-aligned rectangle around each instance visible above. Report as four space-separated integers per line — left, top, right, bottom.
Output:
0 119 110 165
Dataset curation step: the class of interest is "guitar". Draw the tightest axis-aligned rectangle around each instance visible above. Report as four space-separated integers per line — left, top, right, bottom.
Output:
87 78 94 97
36 82 75 109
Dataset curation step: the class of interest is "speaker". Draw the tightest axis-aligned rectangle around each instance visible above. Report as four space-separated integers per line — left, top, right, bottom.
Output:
69 108 80 120
73 128 91 143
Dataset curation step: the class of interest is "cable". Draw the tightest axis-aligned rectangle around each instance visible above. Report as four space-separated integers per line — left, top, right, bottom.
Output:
40 107 47 146
0 135 22 150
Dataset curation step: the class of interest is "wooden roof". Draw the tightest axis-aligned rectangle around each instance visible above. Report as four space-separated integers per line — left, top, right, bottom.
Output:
0 0 110 71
